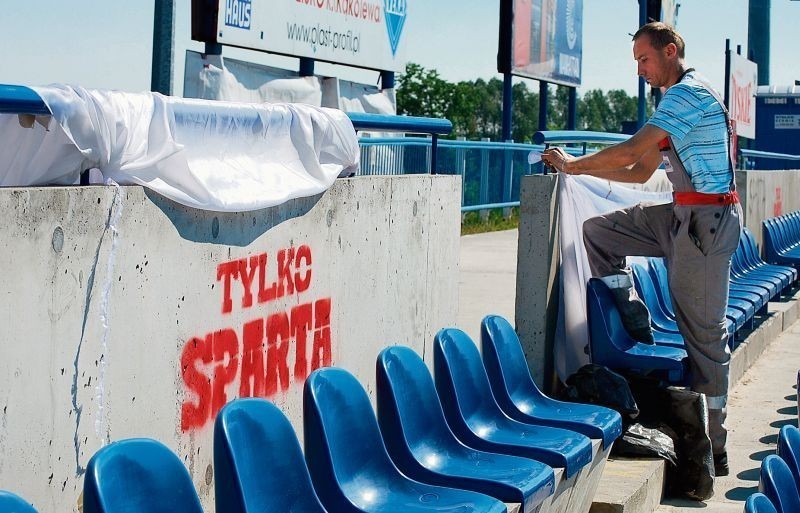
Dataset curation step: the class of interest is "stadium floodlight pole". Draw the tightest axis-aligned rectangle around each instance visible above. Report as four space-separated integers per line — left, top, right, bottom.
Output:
151 0 176 95
636 0 647 128
502 73 513 141
748 0 770 85
539 81 548 131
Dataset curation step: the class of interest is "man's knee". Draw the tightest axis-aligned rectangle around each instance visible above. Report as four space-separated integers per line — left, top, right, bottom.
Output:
582 215 606 246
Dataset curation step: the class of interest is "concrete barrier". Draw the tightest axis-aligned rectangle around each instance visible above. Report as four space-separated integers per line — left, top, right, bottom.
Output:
0 176 460 512
737 169 800 247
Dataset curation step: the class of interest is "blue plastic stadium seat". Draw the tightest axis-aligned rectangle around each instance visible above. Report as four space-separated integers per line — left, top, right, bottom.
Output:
376 346 555 511
480 315 622 449
433 328 593 478
586 278 688 384
759 454 800 513
745 493 779 513
83 439 203 513
738 228 795 292
763 212 800 268
777 425 800 492
214 398 327 513
0 491 37 513
303 367 507 513
630 263 681 335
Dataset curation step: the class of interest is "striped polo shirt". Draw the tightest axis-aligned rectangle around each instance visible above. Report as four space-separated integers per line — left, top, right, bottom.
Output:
646 72 733 193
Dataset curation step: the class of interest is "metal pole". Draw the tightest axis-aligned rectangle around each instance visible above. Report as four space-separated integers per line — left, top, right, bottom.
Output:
748 0 771 85
380 71 395 90
724 39 731 109
637 0 647 128
567 87 577 130
539 81 549 131
299 58 315 77
502 72 514 141
151 0 176 95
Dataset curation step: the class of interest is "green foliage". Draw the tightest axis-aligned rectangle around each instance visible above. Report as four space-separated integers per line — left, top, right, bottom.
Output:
396 62 656 141
461 208 520 235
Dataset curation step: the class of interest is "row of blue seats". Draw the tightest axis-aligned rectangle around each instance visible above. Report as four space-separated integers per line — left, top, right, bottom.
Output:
745 424 800 513
587 227 798 385
0 316 621 513
763 210 800 269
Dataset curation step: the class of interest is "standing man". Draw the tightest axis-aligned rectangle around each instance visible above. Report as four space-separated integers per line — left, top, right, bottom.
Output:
542 22 741 477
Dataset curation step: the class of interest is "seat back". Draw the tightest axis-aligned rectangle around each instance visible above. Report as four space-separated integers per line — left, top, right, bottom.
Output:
480 314 544 409
376 346 456 457
586 278 637 353
83 439 203 513
745 493 778 513
0 491 37 513
777 425 800 492
303 367 398 511
759 454 800 513
433 328 503 426
214 399 327 513
646 257 676 317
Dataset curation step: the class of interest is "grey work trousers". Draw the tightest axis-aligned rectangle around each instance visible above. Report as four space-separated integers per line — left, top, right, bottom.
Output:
583 201 742 454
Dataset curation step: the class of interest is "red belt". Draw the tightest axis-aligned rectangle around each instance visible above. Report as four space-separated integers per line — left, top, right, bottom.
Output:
673 190 740 206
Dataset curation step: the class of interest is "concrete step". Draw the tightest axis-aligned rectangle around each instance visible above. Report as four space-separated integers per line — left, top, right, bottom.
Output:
589 458 665 513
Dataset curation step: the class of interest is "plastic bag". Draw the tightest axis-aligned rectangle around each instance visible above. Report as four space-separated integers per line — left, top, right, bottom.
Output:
614 423 678 466
559 364 640 420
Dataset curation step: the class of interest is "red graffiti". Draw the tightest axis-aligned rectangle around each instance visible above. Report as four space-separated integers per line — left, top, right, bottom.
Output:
775 187 783 217
180 298 332 431
731 75 753 126
217 245 312 314
181 244 332 432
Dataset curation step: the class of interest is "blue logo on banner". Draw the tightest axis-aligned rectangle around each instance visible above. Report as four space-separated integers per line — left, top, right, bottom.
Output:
224 0 251 30
383 0 406 56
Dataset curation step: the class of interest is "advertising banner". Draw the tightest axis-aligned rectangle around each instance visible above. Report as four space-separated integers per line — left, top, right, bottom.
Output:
728 53 757 139
216 0 407 71
510 0 583 87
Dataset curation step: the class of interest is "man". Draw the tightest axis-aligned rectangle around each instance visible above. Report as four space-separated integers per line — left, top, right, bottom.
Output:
542 22 742 478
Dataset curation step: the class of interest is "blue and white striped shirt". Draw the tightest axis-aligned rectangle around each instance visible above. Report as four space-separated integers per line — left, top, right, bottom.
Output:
646 72 732 193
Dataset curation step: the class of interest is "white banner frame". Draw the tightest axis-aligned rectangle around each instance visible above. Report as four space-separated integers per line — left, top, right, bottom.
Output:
728 53 758 139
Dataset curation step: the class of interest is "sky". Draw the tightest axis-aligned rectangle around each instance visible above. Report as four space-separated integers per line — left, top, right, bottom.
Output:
0 0 798 98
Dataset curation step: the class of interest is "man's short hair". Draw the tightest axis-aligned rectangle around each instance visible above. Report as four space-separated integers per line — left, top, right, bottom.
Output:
633 22 685 59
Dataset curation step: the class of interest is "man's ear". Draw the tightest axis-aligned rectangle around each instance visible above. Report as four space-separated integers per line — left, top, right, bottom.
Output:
665 42 678 59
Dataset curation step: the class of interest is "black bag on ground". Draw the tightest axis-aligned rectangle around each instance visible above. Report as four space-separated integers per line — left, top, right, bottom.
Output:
613 422 678 466
626 376 714 501
559 364 640 420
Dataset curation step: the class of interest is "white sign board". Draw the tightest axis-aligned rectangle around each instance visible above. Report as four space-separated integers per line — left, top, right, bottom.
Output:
728 53 757 139
775 115 800 129
216 0 407 71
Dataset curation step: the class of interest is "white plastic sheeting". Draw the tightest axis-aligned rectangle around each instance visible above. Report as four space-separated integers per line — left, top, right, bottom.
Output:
0 84 359 212
555 174 672 381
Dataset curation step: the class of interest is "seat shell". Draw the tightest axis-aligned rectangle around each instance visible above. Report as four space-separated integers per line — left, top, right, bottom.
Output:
0 491 38 513
759 454 800 513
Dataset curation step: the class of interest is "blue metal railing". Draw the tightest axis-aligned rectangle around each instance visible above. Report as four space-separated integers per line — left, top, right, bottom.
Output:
740 148 800 169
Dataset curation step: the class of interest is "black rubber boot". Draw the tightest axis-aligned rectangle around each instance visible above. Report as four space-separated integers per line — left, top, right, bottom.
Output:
714 452 729 477
609 286 655 345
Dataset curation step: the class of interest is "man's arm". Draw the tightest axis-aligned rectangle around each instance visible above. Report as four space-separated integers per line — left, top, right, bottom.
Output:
542 124 669 183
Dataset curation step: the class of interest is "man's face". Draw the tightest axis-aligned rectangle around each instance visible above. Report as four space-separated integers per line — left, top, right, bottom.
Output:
633 34 673 88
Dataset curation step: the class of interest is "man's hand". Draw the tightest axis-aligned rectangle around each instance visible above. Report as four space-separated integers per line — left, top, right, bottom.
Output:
542 147 576 174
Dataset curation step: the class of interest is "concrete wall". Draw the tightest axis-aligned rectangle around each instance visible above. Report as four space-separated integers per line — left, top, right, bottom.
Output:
0 176 460 513
515 175 560 391
737 169 800 248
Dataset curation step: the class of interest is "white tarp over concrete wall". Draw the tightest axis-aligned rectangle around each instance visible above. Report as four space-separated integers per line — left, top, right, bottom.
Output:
183 51 397 115
0 85 359 211
0 175 459 513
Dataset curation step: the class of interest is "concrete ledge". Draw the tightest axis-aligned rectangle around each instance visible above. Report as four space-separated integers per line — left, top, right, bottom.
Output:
589 458 665 513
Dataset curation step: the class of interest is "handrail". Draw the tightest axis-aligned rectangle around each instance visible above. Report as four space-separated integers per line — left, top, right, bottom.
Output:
347 112 452 136
0 84 50 115
533 130 630 145
740 148 800 162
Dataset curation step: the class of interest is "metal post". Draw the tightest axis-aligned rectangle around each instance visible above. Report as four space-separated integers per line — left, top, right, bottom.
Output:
151 0 176 95
539 81 549 131
479 138 490 222
567 86 577 130
431 134 439 175
502 73 514 141
299 58 315 77
748 0 771 85
457 137 467 207
205 42 222 55
724 39 731 108
637 0 647 128
380 71 395 90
